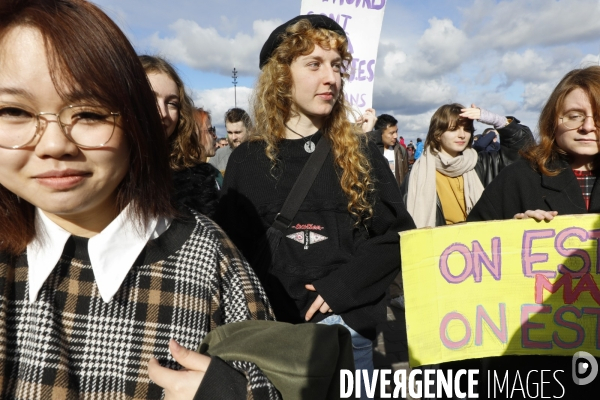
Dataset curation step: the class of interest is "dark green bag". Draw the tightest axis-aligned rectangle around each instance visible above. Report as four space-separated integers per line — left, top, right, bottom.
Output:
199 320 354 400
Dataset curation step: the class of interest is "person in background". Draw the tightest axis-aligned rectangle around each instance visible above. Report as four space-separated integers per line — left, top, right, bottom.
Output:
406 142 416 170
371 114 409 186
369 115 410 314
402 103 532 228
400 103 532 398
217 137 228 148
193 107 218 162
192 107 223 189
140 56 221 217
0 1 276 399
209 107 252 174
414 137 424 160
216 15 416 399
398 135 407 148
472 127 501 153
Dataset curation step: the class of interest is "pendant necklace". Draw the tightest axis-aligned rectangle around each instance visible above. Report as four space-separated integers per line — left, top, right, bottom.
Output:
285 124 316 153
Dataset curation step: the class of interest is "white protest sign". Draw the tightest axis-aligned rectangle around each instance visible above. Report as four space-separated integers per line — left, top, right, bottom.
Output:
300 0 387 114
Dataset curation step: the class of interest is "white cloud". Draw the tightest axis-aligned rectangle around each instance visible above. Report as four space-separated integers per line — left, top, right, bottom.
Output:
465 0 600 50
416 18 469 76
191 86 253 134
374 75 457 114
120 0 600 140
395 111 432 140
369 0 600 137
522 82 555 112
379 18 469 82
383 51 407 76
373 18 466 118
500 49 569 85
581 53 600 67
148 19 281 76
373 18 465 118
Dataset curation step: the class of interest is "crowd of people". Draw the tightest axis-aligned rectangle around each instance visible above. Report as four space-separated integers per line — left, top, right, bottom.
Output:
0 0 598 399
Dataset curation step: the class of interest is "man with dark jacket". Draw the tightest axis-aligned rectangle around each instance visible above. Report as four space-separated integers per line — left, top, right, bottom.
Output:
368 114 410 310
370 114 410 186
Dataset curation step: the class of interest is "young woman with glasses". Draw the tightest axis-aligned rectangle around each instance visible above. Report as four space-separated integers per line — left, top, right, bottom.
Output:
466 66 600 399
469 66 600 222
140 55 222 217
0 1 276 399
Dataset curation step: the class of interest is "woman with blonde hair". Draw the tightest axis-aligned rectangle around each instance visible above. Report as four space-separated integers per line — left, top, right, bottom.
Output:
140 55 221 217
216 15 416 396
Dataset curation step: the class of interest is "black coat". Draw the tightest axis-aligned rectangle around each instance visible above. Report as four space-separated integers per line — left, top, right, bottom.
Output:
467 158 600 222
466 158 600 399
367 130 410 186
473 117 533 187
172 163 220 219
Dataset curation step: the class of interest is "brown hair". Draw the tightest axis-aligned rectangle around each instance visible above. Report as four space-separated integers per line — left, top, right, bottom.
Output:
192 107 211 161
225 108 253 131
425 103 474 154
0 0 175 255
139 55 202 171
522 66 600 175
252 19 374 223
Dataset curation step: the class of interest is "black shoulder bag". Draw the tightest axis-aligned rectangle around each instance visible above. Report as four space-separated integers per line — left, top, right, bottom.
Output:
251 136 331 282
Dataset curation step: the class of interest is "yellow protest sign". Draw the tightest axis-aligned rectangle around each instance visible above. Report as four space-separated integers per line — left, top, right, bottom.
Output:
400 214 600 367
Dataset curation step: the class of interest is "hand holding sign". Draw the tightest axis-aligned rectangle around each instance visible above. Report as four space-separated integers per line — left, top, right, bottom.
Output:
514 210 559 221
400 214 600 367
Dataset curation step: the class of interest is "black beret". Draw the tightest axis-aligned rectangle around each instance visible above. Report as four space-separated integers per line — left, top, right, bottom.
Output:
259 14 347 70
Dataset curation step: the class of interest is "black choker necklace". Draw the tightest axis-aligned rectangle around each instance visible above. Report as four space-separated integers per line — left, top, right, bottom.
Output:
285 124 316 153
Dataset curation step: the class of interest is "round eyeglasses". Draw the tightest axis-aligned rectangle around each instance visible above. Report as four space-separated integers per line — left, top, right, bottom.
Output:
0 102 120 149
559 112 600 130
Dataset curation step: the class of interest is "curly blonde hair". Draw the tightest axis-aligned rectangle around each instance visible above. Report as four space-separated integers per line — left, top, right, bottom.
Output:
140 55 202 171
251 19 374 222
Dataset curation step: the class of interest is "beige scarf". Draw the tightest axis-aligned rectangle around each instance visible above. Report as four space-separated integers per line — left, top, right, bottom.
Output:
406 148 484 228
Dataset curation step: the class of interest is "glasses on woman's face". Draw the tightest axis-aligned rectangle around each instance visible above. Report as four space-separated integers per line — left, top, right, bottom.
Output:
200 126 217 139
559 112 600 130
0 102 119 149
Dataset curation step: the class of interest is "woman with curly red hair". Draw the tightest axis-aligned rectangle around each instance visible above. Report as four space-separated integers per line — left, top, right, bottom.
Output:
215 15 416 397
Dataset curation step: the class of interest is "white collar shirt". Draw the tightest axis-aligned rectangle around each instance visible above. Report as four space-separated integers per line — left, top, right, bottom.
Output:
27 206 171 303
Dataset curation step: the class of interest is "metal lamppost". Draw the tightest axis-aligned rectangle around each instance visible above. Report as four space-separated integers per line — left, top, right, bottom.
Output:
232 67 238 107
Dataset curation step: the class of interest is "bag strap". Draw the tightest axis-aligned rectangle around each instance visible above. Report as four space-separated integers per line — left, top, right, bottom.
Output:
271 136 331 232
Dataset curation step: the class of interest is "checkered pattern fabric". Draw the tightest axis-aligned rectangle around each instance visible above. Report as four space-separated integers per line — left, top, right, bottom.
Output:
0 212 279 399
573 169 596 210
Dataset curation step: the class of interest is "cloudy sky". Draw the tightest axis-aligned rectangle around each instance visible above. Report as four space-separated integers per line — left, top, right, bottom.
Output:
94 0 600 141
